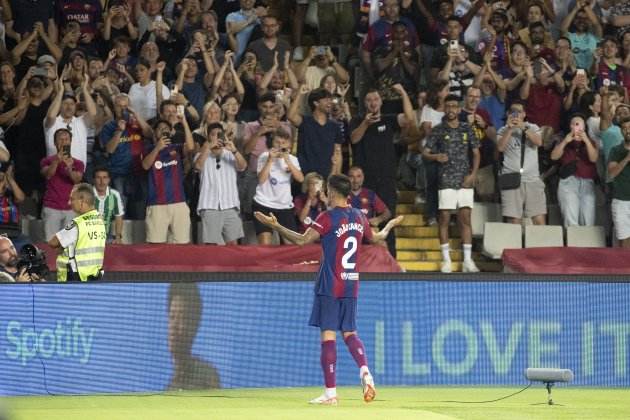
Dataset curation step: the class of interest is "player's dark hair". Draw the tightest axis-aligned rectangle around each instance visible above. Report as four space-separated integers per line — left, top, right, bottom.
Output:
327 174 352 198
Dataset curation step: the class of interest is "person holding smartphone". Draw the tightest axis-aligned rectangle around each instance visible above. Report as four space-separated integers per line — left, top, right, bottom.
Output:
195 123 247 245
40 128 85 241
550 114 599 227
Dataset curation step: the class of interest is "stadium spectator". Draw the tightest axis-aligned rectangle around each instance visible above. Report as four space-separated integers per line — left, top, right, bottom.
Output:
40 128 84 242
600 86 629 177
437 41 481 99
257 51 299 110
102 2 139 47
361 0 419 80
141 116 194 244
415 80 450 226
350 83 415 256
293 172 327 233
100 94 152 220
593 37 626 92
430 15 481 81
347 166 392 228
225 0 267 63
129 59 171 122
477 7 511 73
55 0 102 48
522 54 564 133
0 162 27 249
372 21 420 112
517 2 555 50
496 101 547 226
289 87 343 179
173 58 208 119
423 95 480 273
48 182 105 282
610 2 630 38
608 117 630 248
460 86 496 200
167 283 220 390
241 93 292 217
254 174 403 405
551 114 599 227
45 75 97 166
194 123 247 245
210 51 246 104
92 167 124 244
11 22 62 80
560 3 602 72
295 46 350 93
247 15 291 72
475 54 507 132
252 128 304 245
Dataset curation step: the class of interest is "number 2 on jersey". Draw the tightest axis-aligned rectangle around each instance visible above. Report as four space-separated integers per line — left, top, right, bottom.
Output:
341 236 357 270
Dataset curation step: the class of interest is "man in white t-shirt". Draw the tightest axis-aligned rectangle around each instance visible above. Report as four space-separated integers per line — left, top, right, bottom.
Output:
44 77 97 166
128 59 171 121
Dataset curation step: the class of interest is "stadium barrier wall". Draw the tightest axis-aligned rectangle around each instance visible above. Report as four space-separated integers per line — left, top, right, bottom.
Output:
1 276 629 395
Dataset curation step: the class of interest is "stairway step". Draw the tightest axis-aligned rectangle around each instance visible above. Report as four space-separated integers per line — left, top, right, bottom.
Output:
399 214 425 226
397 190 417 204
397 203 425 214
400 261 462 272
396 238 461 250
400 260 503 272
396 226 460 238
397 250 463 261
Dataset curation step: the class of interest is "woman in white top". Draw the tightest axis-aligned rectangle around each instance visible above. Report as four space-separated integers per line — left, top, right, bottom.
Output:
128 58 170 121
252 128 304 245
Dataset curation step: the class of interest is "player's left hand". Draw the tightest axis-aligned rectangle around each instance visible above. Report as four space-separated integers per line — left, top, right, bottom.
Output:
384 215 404 231
254 211 279 228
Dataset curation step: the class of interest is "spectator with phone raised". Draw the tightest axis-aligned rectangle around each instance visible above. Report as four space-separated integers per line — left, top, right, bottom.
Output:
195 123 247 245
550 114 599 227
40 128 85 241
294 172 327 233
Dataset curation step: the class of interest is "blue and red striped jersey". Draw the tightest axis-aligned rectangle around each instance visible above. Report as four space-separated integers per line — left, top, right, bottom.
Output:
311 206 373 298
348 187 388 219
145 145 186 206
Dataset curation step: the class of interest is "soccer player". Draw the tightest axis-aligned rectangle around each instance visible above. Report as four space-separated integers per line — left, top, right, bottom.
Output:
255 174 403 405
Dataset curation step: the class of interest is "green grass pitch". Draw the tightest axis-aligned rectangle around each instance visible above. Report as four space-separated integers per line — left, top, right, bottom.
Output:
5 386 629 420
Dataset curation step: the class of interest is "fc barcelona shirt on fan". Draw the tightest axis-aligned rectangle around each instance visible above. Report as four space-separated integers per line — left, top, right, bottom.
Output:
348 187 388 219
145 144 186 206
310 206 373 298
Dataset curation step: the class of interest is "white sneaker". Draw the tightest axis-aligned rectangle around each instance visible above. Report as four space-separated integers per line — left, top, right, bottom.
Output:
426 217 437 226
293 46 304 61
309 394 338 405
462 260 480 273
440 260 452 273
414 194 426 204
361 372 376 403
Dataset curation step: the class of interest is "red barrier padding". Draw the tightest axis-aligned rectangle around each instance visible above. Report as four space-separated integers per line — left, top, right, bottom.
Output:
39 244 402 273
502 247 630 274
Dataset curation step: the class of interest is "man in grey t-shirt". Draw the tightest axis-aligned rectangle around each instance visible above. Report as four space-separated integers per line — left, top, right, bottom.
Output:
496 101 546 225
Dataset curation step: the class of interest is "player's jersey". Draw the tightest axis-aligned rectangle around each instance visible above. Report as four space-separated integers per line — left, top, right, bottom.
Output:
348 187 388 219
310 206 373 298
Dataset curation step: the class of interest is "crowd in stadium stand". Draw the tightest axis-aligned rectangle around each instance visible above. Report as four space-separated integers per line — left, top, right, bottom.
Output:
0 0 629 263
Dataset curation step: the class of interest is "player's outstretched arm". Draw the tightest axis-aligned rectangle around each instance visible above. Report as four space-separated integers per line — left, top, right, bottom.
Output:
370 215 404 244
254 211 321 246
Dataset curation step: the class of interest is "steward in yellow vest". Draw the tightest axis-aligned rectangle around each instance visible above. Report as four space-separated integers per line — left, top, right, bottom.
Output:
48 183 106 281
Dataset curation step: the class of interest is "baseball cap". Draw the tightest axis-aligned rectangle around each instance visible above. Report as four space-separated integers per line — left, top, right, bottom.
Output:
37 55 56 66
68 49 87 60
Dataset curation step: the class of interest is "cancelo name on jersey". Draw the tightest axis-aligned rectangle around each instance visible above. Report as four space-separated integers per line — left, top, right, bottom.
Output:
334 222 364 238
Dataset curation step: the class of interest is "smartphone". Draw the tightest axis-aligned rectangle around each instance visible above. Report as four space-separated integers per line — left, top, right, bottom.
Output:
576 69 586 77
62 145 71 156
177 105 185 116
314 180 323 193
449 40 459 52
603 78 611 87
572 119 585 135
316 46 326 55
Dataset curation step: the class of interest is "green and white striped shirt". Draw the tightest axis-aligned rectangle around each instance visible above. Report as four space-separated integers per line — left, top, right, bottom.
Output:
93 187 125 236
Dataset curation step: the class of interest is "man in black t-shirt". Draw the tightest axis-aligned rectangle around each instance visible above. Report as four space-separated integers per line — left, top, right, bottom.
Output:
349 84 416 256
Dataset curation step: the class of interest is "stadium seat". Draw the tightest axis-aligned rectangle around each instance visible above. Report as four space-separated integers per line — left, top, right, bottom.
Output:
482 222 523 259
566 226 606 248
122 220 146 244
524 225 564 248
471 202 501 237
21 219 46 243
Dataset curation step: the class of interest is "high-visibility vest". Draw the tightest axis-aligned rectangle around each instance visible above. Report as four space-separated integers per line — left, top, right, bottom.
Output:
57 209 106 282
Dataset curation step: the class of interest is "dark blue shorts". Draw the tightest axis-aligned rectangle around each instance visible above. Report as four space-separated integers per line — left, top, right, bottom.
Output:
308 295 357 332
